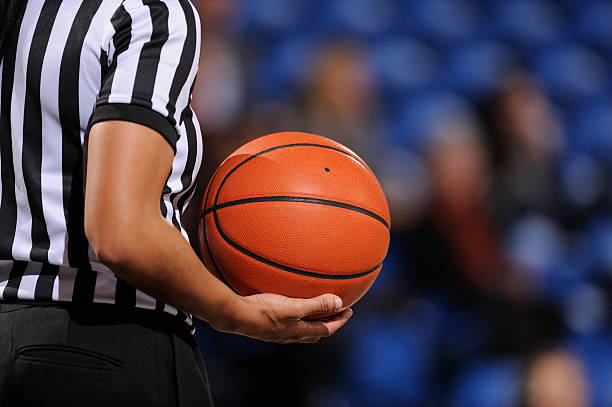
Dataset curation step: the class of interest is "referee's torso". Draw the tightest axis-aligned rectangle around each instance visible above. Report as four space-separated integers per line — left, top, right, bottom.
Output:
0 0 202 332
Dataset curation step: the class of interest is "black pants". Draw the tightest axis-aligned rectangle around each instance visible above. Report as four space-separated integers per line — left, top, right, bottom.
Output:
0 302 214 407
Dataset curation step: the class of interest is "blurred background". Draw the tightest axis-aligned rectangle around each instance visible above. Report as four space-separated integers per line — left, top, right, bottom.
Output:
182 0 612 406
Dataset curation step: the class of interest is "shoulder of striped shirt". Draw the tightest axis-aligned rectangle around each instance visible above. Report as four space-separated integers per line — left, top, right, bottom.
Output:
103 0 200 52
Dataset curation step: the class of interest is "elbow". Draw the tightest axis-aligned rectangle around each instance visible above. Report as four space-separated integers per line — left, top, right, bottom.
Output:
85 211 133 269
90 239 129 271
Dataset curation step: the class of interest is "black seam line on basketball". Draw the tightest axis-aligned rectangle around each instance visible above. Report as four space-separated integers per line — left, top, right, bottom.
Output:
202 196 390 230
212 142 382 280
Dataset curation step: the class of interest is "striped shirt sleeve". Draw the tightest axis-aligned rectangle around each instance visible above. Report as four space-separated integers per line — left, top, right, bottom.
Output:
90 0 200 152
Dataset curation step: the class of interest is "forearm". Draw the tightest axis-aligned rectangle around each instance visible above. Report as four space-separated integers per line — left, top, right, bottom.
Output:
93 213 239 330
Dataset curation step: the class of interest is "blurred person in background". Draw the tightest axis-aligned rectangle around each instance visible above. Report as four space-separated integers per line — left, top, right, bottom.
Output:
192 0 248 164
184 0 250 245
522 349 590 407
482 73 565 226
301 40 385 173
407 112 563 397
410 114 519 301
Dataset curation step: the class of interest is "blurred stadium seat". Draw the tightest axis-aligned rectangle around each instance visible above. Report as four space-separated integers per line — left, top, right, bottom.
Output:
534 43 609 104
324 0 398 37
560 154 607 209
374 38 440 96
569 98 612 159
392 91 474 149
586 217 612 276
572 1 612 54
244 0 310 34
343 303 443 407
450 358 521 407
490 0 565 50
570 332 612 407
442 40 519 98
408 0 482 44
254 34 322 97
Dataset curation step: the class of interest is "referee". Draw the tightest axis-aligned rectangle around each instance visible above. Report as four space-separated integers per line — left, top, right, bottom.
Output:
0 1 352 405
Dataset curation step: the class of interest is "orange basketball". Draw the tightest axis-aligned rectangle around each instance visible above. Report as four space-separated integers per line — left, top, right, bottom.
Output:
198 132 390 318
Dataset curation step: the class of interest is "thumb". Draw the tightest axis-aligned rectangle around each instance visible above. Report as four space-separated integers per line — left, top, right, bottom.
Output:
284 294 343 319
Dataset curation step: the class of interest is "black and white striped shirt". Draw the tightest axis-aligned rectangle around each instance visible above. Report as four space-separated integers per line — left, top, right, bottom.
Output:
0 0 202 332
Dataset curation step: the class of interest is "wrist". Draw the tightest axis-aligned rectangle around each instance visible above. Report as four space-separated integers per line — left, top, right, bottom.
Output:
207 292 245 334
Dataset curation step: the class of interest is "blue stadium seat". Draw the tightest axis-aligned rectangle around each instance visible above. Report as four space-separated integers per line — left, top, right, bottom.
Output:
490 0 565 50
252 34 322 98
343 305 443 407
408 0 482 44
569 332 612 407
450 358 521 407
442 40 520 98
534 43 609 104
560 153 607 209
322 0 398 37
392 91 475 150
568 98 612 159
572 1 612 54
374 38 440 96
541 263 588 309
243 0 311 34
505 215 566 285
442 309 489 359
564 282 608 334
585 217 612 276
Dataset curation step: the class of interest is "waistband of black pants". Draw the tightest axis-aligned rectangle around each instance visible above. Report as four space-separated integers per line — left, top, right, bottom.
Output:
0 300 196 343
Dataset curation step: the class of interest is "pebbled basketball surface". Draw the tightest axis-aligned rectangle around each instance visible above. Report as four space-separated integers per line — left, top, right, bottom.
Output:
199 132 390 317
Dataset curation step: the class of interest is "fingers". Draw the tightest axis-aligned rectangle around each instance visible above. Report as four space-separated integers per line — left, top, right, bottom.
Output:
321 308 353 336
238 293 352 344
285 308 354 343
293 320 330 339
283 294 343 319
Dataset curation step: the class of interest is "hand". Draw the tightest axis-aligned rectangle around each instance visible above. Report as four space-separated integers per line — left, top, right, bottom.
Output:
215 293 353 344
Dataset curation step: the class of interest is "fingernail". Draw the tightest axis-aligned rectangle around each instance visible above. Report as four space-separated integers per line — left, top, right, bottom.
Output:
334 297 342 310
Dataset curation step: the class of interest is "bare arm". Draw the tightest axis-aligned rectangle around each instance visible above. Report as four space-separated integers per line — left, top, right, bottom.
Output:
84 121 351 343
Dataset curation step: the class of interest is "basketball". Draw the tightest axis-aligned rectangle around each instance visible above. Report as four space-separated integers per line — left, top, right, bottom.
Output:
198 132 390 318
